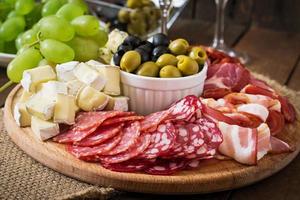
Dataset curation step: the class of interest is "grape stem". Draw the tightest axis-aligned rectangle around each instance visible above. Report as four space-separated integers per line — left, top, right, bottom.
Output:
0 81 14 93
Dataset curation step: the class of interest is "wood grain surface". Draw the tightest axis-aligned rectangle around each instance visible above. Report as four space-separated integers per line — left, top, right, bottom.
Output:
4 85 300 194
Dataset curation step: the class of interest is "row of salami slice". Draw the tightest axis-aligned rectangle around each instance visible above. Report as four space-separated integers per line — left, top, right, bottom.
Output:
53 95 223 175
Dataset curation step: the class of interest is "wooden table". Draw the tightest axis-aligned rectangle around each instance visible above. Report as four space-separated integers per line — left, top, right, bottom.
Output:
0 19 299 199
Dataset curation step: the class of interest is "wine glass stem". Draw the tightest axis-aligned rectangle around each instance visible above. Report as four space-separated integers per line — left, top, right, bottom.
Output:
213 0 228 48
161 9 168 35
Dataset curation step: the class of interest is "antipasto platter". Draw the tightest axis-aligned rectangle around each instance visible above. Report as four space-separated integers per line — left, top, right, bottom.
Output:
3 32 300 193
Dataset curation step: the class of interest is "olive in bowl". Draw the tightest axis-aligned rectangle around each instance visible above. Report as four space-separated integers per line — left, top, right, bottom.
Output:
152 33 170 47
156 53 178 68
136 61 159 77
169 38 189 55
189 46 207 65
159 65 182 78
120 50 141 72
177 55 199 76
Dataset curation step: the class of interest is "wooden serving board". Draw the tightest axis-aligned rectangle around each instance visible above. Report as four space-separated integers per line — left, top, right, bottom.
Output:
4 85 300 194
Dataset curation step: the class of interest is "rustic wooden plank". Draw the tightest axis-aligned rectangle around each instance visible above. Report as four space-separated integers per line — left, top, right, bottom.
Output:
234 27 300 85
0 68 15 107
286 58 300 91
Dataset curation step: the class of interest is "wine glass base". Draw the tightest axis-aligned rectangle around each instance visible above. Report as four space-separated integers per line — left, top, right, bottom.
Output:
211 43 250 64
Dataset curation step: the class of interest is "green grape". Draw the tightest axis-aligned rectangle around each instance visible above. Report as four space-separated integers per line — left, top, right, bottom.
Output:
16 29 38 49
7 11 20 19
15 33 23 50
68 0 88 14
71 15 99 37
67 36 99 62
39 15 74 42
15 0 35 15
40 39 75 63
38 58 56 67
56 3 84 21
42 0 67 17
4 0 17 5
0 16 25 41
87 28 108 47
25 2 42 28
7 47 42 82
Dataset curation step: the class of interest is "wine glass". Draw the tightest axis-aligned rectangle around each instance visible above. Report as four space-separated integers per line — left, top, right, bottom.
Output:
211 0 249 64
159 0 172 35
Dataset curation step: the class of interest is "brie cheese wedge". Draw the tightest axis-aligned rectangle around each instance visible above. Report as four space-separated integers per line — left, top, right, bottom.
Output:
37 81 68 101
56 61 79 82
53 94 76 125
14 102 31 127
26 93 55 120
21 65 56 92
31 116 59 141
97 66 121 96
73 63 106 91
77 86 109 111
66 79 86 97
105 96 129 111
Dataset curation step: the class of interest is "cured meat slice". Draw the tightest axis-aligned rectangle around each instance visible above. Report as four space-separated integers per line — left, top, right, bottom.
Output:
223 112 263 128
101 159 149 172
257 123 271 160
202 104 237 125
236 103 269 122
75 123 123 147
68 132 123 159
141 122 176 159
266 110 285 135
217 122 257 165
53 111 125 143
103 121 141 156
167 95 201 121
101 115 144 126
270 136 292 154
100 133 151 163
201 98 235 113
167 123 190 157
144 159 186 175
140 110 170 132
205 47 240 64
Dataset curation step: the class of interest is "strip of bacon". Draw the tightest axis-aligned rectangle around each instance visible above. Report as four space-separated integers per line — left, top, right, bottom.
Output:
257 123 271 160
236 103 269 122
266 110 285 135
217 122 257 165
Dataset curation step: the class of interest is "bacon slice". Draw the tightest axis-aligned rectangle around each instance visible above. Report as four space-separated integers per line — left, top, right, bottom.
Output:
266 110 285 135
257 123 271 160
217 122 257 165
236 103 269 122
270 136 292 154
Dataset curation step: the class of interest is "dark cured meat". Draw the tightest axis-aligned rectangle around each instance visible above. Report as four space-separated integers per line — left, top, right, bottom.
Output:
101 115 144 126
140 110 170 132
75 123 123 147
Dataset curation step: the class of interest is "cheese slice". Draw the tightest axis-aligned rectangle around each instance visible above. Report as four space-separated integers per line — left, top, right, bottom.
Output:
86 60 107 71
97 66 121 96
66 79 85 97
73 63 106 91
56 61 79 82
105 96 129 111
31 116 59 141
26 93 55 120
14 103 31 127
21 65 56 92
77 86 109 111
37 81 68 102
19 90 32 103
53 94 76 125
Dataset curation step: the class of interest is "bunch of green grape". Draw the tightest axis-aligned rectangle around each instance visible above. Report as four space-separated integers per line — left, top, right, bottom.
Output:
0 0 109 92
117 0 161 37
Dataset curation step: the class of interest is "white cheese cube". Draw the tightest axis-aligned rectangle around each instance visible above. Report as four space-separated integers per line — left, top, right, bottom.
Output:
14 103 31 127
37 81 68 101
73 63 106 91
31 116 59 141
105 96 129 111
26 93 55 120
56 61 79 82
97 66 121 96
86 60 107 70
53 94 76 125
66 79 86 97
106 29 128 53
21 65 56 92
77 86 109 111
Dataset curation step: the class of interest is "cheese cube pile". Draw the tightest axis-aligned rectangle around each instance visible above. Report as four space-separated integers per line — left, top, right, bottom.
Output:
14 60 129 141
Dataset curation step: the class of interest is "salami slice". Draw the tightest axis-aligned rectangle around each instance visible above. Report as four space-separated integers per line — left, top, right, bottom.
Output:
68 132 123 159
103 121 141 156
53 111 126 143
100 133 151 163
167 95 201 121
140 110 170 132
101 115 144 126
75 123 123 147
144 159 186 175
141 122 176 159
101 159 150 172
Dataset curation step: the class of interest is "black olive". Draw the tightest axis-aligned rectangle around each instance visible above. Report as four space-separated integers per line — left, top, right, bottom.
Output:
113 50 125 66
152 46 169 61
138 44 153 53
124 35 142 48
152 33 170 47
135 48 150 63
111 19 127 31
117 44 133 52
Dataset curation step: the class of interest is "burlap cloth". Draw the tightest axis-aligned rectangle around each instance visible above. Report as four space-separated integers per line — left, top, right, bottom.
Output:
0 72 299 199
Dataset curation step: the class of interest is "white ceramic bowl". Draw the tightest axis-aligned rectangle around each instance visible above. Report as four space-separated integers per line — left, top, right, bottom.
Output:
120 63 208 115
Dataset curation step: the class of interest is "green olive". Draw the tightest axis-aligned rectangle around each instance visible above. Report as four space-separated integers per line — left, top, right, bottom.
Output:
130 9 145 24
127 0 142 8
189 46 207 65
120 50 141 72
177 55 199 76
159 65 182 78
156 53 178 68
136 61 159 77
118 8 130 23
127 22 147 36
168 38 189 55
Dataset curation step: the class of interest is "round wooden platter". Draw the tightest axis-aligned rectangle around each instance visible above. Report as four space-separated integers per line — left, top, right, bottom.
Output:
4 85 300 194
